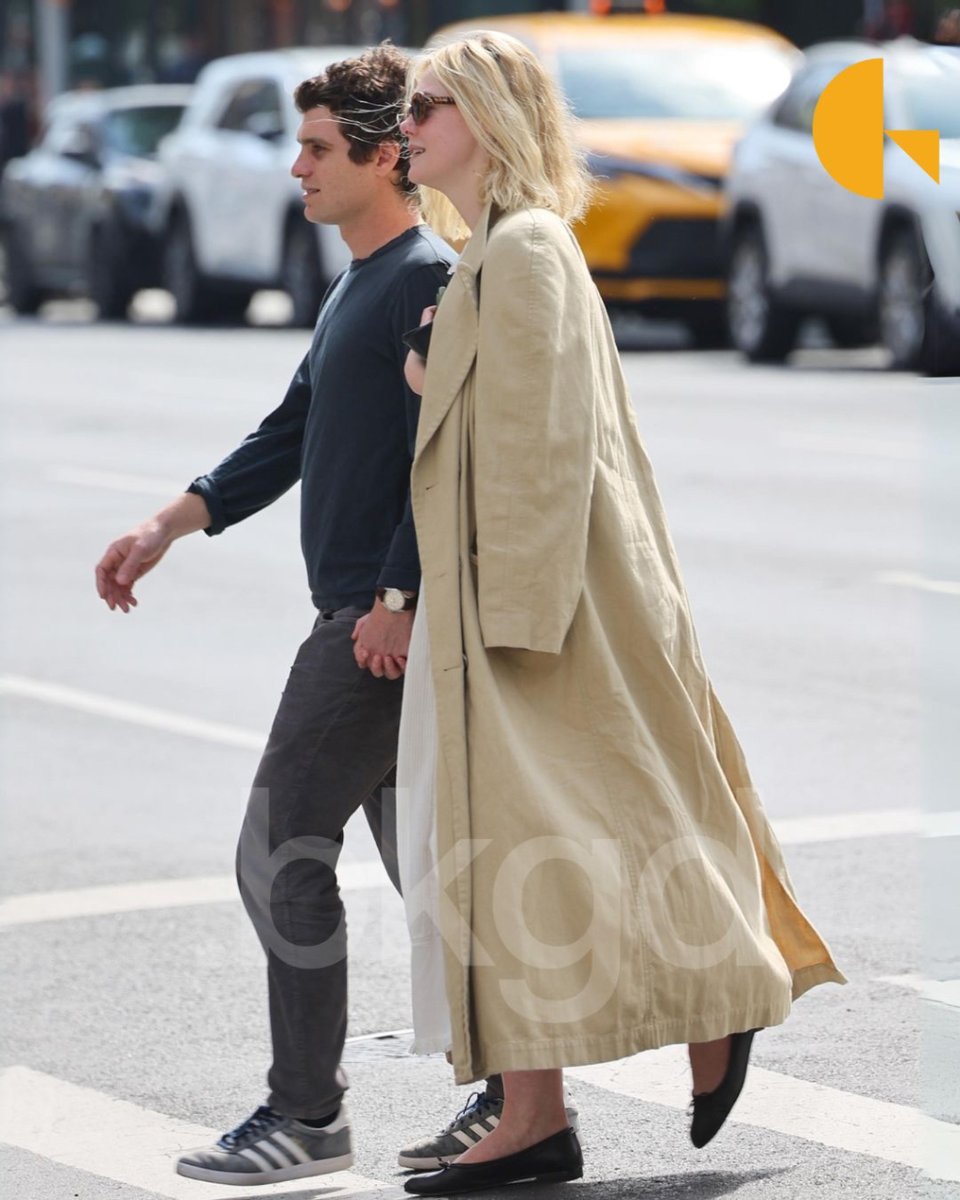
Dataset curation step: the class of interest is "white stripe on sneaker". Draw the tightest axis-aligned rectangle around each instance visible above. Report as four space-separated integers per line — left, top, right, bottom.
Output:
451 1129 478 1150
270 1131 313 1164
238 1147 276 1172
255 1140 292 1170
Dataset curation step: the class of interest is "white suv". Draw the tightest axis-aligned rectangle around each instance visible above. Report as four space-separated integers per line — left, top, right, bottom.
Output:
152 48 358 326
724 40 960 375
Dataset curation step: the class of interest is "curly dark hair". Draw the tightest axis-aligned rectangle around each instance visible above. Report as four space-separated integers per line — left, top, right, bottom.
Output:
294 42 415 197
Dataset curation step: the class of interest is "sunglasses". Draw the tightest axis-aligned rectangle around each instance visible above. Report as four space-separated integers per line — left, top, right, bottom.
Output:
407 91 457 125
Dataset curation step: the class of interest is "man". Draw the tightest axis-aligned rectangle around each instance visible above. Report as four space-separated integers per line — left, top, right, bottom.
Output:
96 45 459 1184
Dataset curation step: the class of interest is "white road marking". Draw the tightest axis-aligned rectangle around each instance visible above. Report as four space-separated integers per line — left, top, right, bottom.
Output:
0 675 264 751
877 974 960 1008
773 808 918 844
876 570 960 597
0 861 391 929
344 1028 413 1045
47 466 188 496
0 1065 401 1198
568 1044 960 1182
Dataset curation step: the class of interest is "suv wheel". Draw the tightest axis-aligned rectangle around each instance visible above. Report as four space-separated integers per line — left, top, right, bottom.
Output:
282 219 324 329
727 225 800 363
2 225 44 315
164 212 217 323
878 229 927 370
90 225 134 320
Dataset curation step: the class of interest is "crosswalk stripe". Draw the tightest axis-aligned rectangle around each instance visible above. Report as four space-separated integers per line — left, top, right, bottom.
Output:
569 1043 960 1182
0 1065 396 1198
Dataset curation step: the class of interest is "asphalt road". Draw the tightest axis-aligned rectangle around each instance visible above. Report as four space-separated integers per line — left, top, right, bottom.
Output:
1 295 958 1199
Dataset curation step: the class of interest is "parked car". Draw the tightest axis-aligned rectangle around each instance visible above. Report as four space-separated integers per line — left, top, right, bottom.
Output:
0 84 191 317
151 48 359 327
724 40 960 375
432 12 800 346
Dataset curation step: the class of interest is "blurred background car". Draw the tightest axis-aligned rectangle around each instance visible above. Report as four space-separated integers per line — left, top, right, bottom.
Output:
433 11 801 347
0 84 190 318
151 48 358 327
725 39 960 376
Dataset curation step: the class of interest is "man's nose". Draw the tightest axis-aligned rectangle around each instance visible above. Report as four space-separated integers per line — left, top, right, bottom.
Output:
291 153 306 178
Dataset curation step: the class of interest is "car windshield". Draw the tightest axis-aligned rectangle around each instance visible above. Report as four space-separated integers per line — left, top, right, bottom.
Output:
102 105 185 157
556 43 796 120
897 61 960 139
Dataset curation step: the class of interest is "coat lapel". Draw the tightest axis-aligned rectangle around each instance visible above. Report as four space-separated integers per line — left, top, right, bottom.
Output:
414 204 496 460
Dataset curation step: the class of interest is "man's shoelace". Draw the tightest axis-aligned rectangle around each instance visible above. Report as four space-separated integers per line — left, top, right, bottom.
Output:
442 1090 499 1134
218 1105 284 1150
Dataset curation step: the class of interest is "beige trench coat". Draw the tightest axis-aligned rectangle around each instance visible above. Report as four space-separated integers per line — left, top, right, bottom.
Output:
410 203 845 1086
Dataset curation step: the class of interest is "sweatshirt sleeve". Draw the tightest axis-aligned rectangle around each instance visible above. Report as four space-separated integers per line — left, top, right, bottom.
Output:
472 213 597 653
376 257 453 588
187 352 311 535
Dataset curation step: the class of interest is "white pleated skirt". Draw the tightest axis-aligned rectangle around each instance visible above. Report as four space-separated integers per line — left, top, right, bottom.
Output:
396 589 452 1055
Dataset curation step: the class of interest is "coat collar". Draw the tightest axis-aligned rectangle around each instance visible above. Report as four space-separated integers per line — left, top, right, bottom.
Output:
413 202 499 460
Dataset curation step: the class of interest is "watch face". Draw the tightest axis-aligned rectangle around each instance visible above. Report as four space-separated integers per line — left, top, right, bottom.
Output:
383 589 405 612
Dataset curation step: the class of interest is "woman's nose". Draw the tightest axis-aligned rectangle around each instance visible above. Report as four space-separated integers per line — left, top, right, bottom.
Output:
399 115 414 136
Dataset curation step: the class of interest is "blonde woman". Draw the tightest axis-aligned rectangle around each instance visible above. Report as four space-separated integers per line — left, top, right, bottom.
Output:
394 32 844 1196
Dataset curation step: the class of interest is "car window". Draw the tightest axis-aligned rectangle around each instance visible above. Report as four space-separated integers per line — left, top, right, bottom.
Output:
102 105 186 157
895 55 960 139
771 64 842 134
555 42 797 120
216 78 284 135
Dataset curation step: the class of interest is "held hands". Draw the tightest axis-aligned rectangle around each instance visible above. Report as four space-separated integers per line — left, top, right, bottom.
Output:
352 603 414 680
403 305 436 396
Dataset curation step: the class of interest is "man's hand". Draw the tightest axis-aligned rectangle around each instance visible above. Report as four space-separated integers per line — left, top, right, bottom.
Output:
95 492 210 613
352 603 414 680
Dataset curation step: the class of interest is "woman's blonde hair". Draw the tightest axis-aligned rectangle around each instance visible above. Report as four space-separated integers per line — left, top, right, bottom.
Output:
410 31 593 242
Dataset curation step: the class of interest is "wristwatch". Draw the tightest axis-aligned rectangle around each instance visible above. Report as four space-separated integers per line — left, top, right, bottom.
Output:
376 587 417 613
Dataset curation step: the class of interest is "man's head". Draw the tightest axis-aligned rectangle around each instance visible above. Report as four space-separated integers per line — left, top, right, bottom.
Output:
291 43 415 227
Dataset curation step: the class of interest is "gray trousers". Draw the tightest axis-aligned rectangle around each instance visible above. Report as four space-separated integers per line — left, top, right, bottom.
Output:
236 605 404 1119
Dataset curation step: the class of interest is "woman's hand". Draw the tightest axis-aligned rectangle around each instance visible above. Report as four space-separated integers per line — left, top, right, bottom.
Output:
403 305 436 396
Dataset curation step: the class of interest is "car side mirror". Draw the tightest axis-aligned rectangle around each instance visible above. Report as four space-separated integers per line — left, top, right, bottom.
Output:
245 111 285 142
61 126 100 166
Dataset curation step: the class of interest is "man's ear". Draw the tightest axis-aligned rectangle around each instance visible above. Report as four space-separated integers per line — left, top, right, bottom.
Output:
375 139 402 176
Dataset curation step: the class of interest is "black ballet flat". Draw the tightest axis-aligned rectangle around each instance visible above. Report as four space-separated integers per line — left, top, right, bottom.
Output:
403 1127 583 1195
689 1028 761 1149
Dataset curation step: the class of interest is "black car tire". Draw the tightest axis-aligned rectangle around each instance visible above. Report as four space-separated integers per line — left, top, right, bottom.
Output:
878 228 928 370
685 302 730 349
282 218 325 329
164 212 218 324
90 224 135 320
727 225 800 363
2 225 45 315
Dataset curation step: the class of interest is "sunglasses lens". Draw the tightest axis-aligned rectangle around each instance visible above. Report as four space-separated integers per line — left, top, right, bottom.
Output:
410 95 426 124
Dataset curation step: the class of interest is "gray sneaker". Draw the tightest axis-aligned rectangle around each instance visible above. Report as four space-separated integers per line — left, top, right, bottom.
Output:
176 1103 353 1185
397 1087 579 1171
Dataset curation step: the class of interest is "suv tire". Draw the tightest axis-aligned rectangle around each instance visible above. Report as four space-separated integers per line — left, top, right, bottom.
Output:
878 228 928 370
282 218 324 329
727 225 800 363
685 302 730 349
90 224 135 320
164 211 219 324
2 225 45 315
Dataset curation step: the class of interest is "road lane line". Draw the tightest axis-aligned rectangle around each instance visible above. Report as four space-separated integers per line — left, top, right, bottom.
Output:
876 570 960 597
0 861 391 929
773 808 918 844
0 675 265 751
0 1065 400 1198
568 1045 960 1182
47 466 188 496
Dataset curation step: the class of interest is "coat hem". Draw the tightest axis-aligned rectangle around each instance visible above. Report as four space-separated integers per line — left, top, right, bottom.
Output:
452 1000 794 1086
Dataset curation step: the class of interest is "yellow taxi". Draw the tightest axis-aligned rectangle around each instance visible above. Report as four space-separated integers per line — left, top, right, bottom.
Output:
430 12 800 344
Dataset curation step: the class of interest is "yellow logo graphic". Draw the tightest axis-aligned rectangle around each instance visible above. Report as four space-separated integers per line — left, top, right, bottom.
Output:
812 58 940 199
